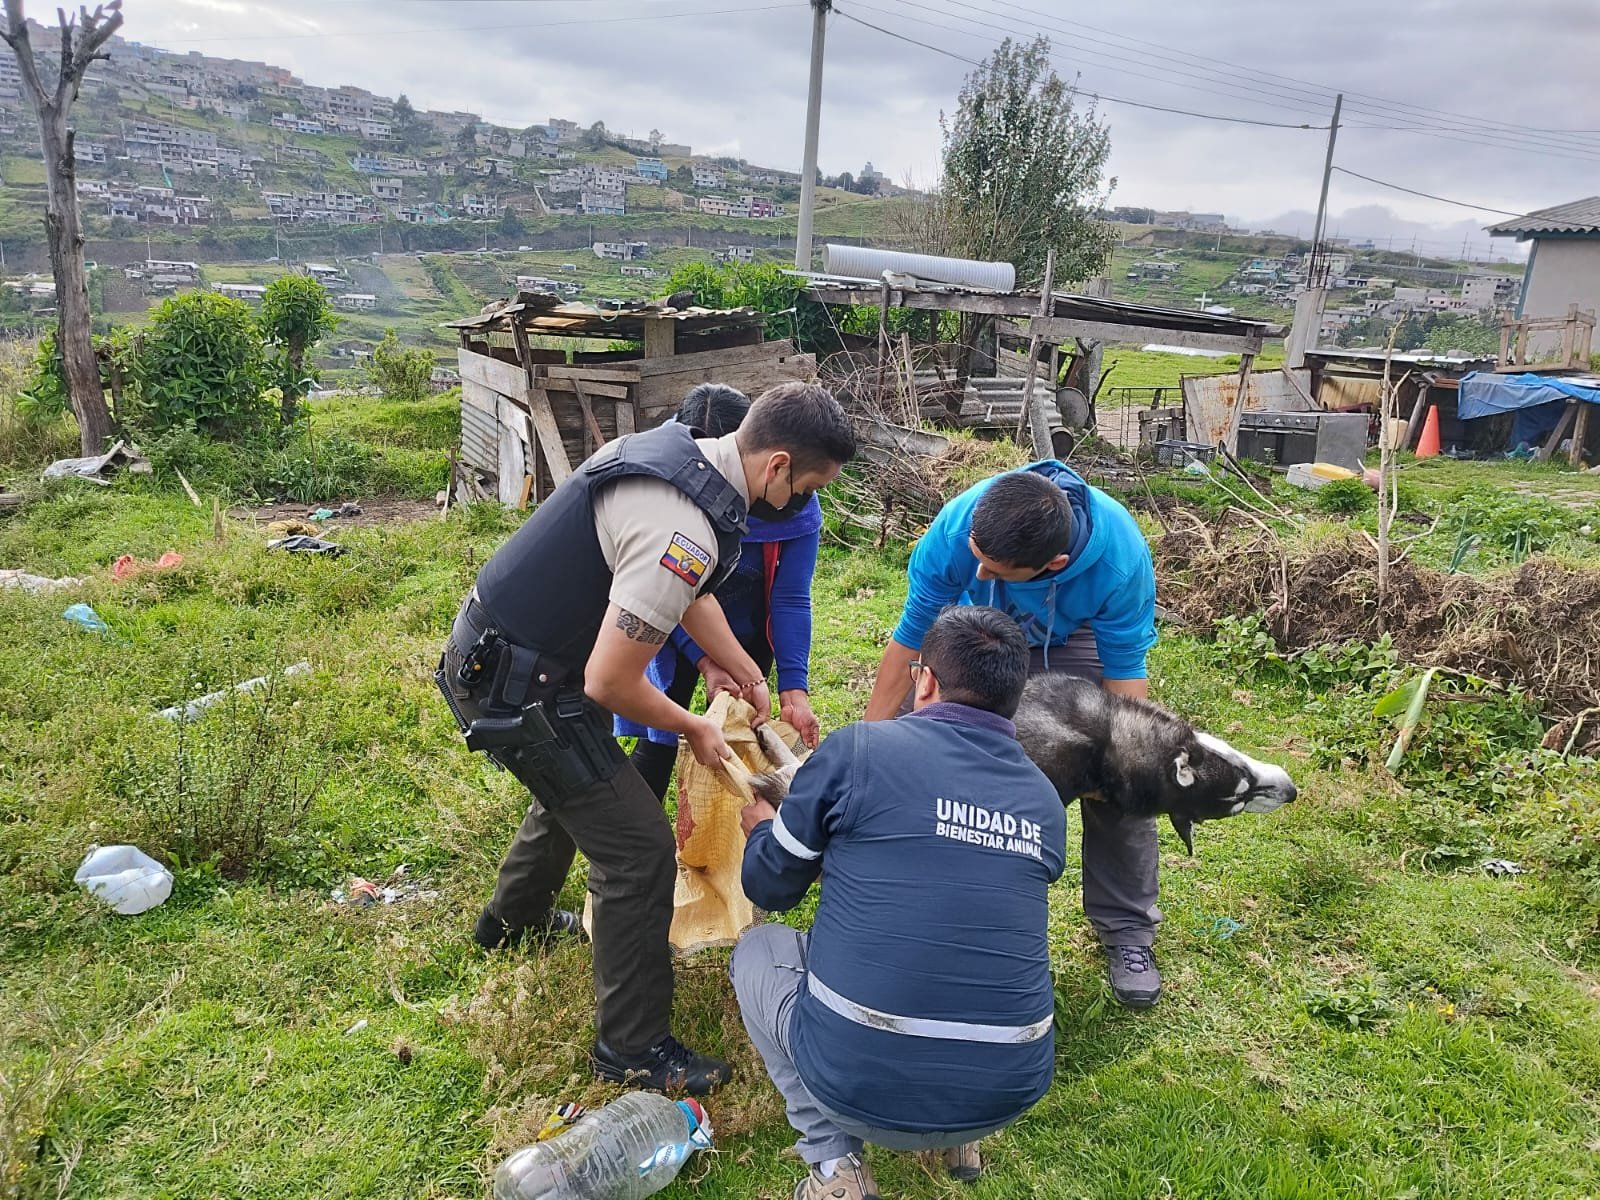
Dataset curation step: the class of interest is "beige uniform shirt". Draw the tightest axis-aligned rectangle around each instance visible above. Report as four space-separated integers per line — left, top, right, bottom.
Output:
593 432 749 635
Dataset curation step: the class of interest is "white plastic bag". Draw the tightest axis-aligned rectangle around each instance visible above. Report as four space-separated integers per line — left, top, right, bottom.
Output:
74 844 173 914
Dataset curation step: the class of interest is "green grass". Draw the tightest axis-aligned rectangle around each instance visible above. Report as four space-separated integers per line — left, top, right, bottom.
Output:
1101 346 1288 403
2 155 47 186
2 402 1599 1199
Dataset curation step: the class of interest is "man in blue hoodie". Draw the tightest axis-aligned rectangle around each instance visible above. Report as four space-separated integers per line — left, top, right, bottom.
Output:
863 462 1163 1008
734 606 1064 1200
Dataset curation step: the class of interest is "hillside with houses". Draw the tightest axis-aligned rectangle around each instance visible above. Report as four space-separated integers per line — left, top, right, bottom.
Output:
0 20 903 355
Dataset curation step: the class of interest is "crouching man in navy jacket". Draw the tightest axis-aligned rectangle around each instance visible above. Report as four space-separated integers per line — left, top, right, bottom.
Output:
731 606 1066 1200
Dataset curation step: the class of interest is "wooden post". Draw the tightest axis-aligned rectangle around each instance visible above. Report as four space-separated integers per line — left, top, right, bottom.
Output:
1560 303 1578 369
1498 319 1512 368
1021 249 1057 457
1402 385 1430 451
898 331 917 426
874 277 892 403
570 377 606 454
1219 352 1257 455
511 319 573 492
1535 402 1577 463
643 316 676 360
1570 402 1592 467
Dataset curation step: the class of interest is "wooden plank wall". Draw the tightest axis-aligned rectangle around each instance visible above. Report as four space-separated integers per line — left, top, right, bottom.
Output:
458 339 818 503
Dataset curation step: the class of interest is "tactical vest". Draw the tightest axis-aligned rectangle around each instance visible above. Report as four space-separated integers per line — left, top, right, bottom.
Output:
472 422 747 682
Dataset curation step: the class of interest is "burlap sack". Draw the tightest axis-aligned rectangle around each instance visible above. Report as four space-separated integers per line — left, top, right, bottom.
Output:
583 692 802 954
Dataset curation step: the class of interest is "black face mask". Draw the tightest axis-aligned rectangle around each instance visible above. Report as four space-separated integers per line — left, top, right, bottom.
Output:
749 463 813 522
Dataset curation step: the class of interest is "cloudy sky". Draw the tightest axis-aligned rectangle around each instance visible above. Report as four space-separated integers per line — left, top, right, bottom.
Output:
131 0 1599 261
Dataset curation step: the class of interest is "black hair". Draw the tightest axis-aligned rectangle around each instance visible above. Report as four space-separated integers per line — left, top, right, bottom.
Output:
918 605 1030 719
970 473 1073 569
677 383 750 438
736 381 857 475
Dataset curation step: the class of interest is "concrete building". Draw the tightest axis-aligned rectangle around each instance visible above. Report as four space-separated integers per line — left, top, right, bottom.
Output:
336 293 378 310
592 241 649 261
1461 272 1523 313
635 157 668 181
692 165 724 190
215 283 267 303
1488 198 1600 356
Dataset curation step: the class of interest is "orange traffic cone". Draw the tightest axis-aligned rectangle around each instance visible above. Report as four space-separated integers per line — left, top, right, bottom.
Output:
1415 404 1440 458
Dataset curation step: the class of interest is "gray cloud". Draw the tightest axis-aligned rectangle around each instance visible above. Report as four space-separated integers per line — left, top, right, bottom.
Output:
130 0 1600 247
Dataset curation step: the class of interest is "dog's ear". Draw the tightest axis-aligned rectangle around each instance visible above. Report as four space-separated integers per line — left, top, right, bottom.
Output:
1169 812 1195 855
1172 750 1196 789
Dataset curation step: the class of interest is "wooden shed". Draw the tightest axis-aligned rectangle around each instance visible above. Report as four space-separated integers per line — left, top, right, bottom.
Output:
448 291 817 506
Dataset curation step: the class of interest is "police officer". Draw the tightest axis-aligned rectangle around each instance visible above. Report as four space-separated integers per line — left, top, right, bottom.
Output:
438 380 856 1095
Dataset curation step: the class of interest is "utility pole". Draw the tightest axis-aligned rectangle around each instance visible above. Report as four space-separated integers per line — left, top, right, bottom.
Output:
1308 92 1342 287
794 0 831 271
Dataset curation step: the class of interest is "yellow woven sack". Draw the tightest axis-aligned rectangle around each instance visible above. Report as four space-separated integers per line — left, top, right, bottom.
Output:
582 692 802 954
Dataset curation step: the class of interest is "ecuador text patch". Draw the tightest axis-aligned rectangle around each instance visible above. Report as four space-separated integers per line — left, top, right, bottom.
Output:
660 531 711 586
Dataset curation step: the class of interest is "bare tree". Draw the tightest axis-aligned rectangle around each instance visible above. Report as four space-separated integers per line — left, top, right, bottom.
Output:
2 1 124 455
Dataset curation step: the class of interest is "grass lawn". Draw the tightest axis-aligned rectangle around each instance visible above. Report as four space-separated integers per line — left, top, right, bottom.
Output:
2 401 1598 1199
1101 346 1288 403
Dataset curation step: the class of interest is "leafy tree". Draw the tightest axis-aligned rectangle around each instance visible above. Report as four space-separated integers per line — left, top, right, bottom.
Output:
498 205 525 238
584 120 609 149
132 292 269 437
367 329 435 402
672 164 694 189
937 36 1114 286
456 117 480 157
834 171 855 192
259 274 339 426
392 92 425 150
661 261 728 309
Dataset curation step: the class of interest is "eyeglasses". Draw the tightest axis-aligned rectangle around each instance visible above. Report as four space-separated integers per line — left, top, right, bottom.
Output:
909 660 935 684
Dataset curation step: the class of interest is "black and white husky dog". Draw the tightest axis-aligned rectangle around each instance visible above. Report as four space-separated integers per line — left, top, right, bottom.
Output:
1012 674 1296 853
751 676 1296 852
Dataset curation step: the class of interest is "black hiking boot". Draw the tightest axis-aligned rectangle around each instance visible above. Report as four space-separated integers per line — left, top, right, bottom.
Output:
1105 944 1162 1008
473 904 584 951
592 1034 733 1096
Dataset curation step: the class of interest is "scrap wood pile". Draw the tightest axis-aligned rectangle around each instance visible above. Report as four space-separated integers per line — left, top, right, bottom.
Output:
820 346 1029 544
1157 523 1600 730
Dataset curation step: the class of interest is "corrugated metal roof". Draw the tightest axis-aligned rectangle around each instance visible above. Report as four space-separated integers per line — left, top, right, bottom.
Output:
1487 196 1600 238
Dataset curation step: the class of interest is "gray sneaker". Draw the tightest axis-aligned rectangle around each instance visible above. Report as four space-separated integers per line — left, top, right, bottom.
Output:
1105 944 1162 1008
794 1154 879 1200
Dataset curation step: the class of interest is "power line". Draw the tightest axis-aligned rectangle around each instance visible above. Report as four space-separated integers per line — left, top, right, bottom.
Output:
1329 168 1529 218
973 0 1600 151
910 0 1600 160
154 2 803 45
844 0 1600 162
834 7 1326 129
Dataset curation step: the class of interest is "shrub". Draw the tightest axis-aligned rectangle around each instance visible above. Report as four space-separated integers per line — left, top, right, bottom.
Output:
131 291 269 437
367 329 435 402
263 432 375 503
259 274 339 425
105 662 333 878
1316 477 1375 514
0 335 78 467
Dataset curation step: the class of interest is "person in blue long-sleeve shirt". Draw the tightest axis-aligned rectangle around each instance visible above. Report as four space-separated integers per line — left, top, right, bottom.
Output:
616 385 823 802
731 605 1064 1199
862 462 1167 1009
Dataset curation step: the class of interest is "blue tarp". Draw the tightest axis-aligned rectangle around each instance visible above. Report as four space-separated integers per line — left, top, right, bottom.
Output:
1457 371 1600 420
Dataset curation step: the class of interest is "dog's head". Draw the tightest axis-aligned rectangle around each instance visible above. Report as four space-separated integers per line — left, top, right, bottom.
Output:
1162 729 1297 853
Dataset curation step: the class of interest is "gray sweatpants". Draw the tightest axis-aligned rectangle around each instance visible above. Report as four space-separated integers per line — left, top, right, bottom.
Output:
900 626 1162 947
729 923 1011 1166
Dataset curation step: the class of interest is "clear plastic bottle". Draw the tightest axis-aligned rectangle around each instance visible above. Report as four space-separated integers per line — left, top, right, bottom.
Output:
493 1093 713 1200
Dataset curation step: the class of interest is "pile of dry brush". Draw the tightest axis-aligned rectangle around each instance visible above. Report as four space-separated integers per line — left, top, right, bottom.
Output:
1157 521 1600 729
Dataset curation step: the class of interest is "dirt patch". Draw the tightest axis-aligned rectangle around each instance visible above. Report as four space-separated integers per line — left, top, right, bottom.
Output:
1157 520 1600 719
231 496 441 528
